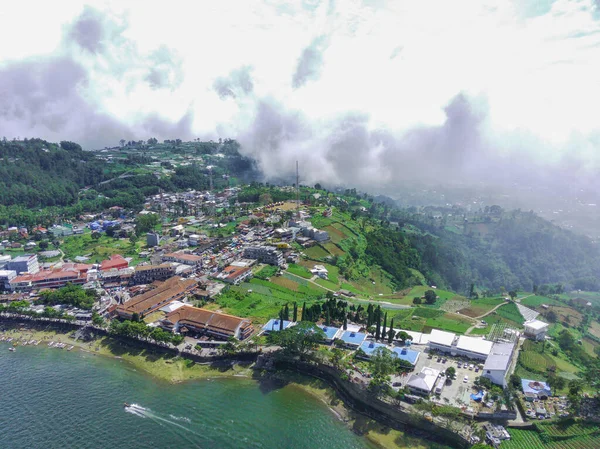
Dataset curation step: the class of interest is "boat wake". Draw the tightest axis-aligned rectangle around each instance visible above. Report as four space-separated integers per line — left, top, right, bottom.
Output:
124 404 197 435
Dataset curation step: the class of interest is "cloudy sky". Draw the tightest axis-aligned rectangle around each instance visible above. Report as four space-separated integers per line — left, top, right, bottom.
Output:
1 0 599 189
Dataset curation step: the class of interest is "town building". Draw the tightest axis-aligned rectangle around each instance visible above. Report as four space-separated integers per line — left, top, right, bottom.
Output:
116 276 197 319
9 264 91 292
453 335 494 360
242 246 284 266
428 329 456 353
146 232 161 247
0 255 11 269
523 319 549 341
161 305 253 340
7 254 39 275
483 343 516 388
132 264 176 284
215 265 253 285
521 379 552 401
406 367 440 396
0 270 16 291
100 255 129 272
310 265 329 279
162 252 202 267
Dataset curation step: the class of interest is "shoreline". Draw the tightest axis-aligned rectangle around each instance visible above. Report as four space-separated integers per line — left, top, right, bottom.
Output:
0 322 448 449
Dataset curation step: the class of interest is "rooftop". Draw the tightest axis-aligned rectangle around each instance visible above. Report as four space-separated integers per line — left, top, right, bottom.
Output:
483 343 515 371
164 305 251 336
261 319 294 332
392 347 421 365
524 319 549 331
521 379 552 396
429 329 456 347
339 330 367 346
117 276 197 316
317 325 341 341
455 335 493 356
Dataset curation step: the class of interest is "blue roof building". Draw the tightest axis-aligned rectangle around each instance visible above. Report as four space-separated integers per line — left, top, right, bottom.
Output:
357 341 388 358
392 347 420 365
317 325 341 342
339 330 367 348
261 319 294 333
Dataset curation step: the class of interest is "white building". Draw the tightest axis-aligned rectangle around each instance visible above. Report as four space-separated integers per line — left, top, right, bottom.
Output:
310 265 328 279
483 343 516 388
0 270 17 290
523 319 549 341
7 254 39 275
428 329 456 353
406 367 440 395
453 335 494 360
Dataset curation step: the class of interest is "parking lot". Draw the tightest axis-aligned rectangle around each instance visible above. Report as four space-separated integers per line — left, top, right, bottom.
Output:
391 344 485 408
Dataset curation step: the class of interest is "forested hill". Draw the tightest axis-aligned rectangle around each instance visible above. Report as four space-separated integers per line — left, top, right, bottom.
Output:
0 139 105 207
380 206 600 293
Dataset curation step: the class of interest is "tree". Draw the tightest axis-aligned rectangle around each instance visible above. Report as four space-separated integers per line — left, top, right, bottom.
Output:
131 312 140 322
568 379 584 396
367 304 374 327
395 331 412 344
424 290 437 304
388 318 395 344
293 302 298 322
445 366 456 379
119 139 126 147
382 312 387 341
547 373 566 392
91 310 104 326
375 311 381 340
343 316 348 330
268 322 325 357
371 347 396 377
129 234 138 246
301 302 306 320
508 290 517 301
546 310 557 323
91 231 101 240
413 297 421 305
135 213 159 236
509 374 521 389
38 240 49 250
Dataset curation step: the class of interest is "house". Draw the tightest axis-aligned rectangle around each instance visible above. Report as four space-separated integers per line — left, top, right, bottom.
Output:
310 265 328 279
0 270 16 291
521 379 552 400
482 343 516 388
406 367 440 396
100 255 129 272
338 330 367 349
261 319 295 334
161 305 254 340
163 252 202 266
215 265 253 285
146 232 161 247
523 319 549 341
7 254 39 275
392 347 421 366
317 325 342 343
116 276 197 319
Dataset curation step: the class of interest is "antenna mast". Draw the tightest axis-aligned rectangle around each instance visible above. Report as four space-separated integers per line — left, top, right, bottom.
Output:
296 161 300 218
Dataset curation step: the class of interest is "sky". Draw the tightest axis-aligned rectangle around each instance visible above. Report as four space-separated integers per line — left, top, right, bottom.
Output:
0 0 599 192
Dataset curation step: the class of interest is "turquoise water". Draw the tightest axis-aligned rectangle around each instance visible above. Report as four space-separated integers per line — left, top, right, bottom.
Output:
0 343 372 449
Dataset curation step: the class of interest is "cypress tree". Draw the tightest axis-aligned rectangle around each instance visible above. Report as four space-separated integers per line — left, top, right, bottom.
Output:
279 309 284 330
375 313 381 340
293 302 298 322
284 304 289 321
388 318 395 344
301 302 306 321
367 304 373 327
326 308 330 326
343 316 348 330
382 312 387 340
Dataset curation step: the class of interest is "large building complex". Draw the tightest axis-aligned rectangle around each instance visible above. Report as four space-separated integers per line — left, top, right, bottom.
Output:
132 264 176 284
116 276 197 319
7 254 39 275
161 306 253 340
242 246 283 266
482 343 516 388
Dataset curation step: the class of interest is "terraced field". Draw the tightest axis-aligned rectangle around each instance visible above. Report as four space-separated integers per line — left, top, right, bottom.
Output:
496 302 526 325
458 298 505 317
504 421 600 449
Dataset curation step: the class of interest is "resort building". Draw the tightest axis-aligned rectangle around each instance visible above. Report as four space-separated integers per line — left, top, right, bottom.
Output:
483 343 516 388
523 319 549 341
261 319 295 334
116 276 197 319
161 306 253 340
7 254 39 275
406 367 440 396
392 347 421 366
317 325 342 343
428 329 456 353
338 330 367 349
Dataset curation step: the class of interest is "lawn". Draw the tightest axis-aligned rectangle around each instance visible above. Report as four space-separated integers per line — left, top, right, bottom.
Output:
422 313 471 334
496 302 525 325
270 276 300 291
60 233 146 265
303 245 330 259
322 242 345 256
458 298 504 317
347 266 395 296
287 263 313 279
520 295 563 308
582 337 599 358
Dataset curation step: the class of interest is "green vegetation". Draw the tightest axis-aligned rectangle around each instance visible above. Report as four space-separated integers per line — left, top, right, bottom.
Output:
505 420 600 449
254 265 278 280
39 284 98 310
496 302 525 325
109 319 184 345
287 264 313 279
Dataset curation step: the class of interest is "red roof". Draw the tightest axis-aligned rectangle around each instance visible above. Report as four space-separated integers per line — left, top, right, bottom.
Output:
100 255 129 271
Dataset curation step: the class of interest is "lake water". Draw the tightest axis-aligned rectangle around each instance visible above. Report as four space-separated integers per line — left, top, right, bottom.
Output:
0 343 373 449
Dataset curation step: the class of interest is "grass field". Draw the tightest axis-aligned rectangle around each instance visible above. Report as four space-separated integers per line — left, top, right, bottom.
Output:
521 295 563 308
270 276 300 291
303 245 330 259
496 302 526 325
287 263 313 279
61 233 146 265
422 313 472 334
582 337 599 358
588 321 600 340
315 278 339 291
548 306 584 327
322 242 345 256
323 225 347 244
458 298 504 317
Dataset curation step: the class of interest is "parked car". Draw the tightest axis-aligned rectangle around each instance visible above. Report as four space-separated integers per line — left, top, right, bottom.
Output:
457 362 462 368
469 364 474 370
463 375 469 383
